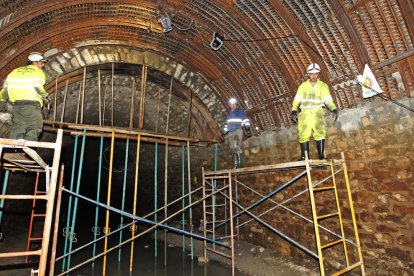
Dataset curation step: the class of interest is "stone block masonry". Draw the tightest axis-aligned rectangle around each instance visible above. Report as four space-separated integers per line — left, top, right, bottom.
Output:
175 97 413 275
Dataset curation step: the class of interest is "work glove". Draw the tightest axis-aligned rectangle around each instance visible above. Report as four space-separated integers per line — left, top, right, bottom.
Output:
245 127 252 138
43 96 51 110
291 110 298 123
0 112 11 123
0 102 7 113
332 109 338 121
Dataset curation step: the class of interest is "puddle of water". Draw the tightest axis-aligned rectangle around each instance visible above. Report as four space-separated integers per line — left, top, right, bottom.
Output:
61 235 246 276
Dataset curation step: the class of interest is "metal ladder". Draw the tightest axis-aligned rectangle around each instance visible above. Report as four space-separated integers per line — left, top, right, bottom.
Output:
202 169 235 276
26 171 49 263
305 153 365 275
0 129 63 276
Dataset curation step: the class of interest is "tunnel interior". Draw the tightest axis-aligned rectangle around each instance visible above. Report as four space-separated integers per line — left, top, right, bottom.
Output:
0 1 413 275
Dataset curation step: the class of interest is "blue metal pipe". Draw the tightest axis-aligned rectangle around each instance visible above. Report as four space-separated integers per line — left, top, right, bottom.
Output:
92 137 104 267
216 170 307 229
118 138 129 261
67 129 87 270
0 170 10 225
154 142 158 257
181 145 185 252
62 135 79 272
205 179 318 259
62 188 229 248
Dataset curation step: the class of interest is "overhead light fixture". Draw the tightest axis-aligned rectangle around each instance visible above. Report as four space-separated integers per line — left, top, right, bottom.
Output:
210 32 224 51
158 13 173 33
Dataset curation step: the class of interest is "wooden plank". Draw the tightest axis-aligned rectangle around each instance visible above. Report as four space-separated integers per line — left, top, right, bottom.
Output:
0 139 56 149
43 120 199 142
23 147 47 169
0 250 41 258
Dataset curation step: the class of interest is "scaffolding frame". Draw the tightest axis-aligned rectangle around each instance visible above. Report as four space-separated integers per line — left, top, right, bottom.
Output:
0 129 63 276
202 153 365 276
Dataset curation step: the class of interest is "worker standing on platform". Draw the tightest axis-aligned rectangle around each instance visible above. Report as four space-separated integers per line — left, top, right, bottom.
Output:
224 98 251 169
0 52 49 141
291 63 338 160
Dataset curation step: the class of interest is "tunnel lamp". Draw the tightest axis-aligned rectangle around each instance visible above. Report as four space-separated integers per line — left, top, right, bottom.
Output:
210 32 224 51
158 13 173 33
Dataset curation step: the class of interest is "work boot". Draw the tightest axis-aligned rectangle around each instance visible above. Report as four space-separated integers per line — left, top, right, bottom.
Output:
316 139 325 160
300 142 310 160
232 154 239 169
237 153 244 168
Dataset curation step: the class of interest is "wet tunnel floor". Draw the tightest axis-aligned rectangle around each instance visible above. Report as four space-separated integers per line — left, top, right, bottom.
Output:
0 222 318 275
0 223 246 276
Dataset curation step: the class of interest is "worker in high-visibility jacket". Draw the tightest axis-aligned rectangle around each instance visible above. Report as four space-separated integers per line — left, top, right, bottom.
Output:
0 52 49 141
223 98 251 169
291 63 338 160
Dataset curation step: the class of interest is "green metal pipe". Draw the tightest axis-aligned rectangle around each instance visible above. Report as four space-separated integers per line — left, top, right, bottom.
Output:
154 142 158 257
62 134 79 272
181 145 185 252
92 136 104 267
186 141 194 259
0 170 10 225
67 129 87 270
118 139 130 262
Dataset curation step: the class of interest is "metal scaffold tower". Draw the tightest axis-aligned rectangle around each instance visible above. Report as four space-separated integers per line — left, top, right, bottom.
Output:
0 129 63 276
202 153 365 276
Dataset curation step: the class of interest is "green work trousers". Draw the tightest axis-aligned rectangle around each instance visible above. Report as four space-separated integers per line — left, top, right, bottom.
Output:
10 103 43 141
297 108 326 143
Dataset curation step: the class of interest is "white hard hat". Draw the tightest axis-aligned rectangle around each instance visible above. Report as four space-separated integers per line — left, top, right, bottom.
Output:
228 98 238 104
28 52 48 63
307 63 320 73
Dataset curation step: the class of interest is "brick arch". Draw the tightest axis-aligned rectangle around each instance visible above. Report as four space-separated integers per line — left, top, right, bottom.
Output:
44 44 226 140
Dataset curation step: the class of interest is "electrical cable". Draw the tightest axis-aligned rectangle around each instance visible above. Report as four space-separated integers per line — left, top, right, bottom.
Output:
223 34 414 113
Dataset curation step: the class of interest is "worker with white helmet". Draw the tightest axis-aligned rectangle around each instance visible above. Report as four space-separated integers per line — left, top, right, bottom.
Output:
0 52 50 141
291 63 338 160
223 97 251 169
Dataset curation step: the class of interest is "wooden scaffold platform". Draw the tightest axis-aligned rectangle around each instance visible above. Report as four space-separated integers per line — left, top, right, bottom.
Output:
0 129 63 276
202 153 365 276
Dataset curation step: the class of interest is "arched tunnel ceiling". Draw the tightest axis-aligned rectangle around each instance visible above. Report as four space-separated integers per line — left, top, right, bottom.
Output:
0 0 413 133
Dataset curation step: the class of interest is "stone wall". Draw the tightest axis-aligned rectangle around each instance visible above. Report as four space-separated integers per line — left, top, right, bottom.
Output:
167 97 413 275
234 97 413 275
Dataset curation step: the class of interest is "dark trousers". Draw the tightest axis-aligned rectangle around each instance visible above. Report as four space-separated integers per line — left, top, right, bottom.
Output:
228 128 243 154
11 102 43 141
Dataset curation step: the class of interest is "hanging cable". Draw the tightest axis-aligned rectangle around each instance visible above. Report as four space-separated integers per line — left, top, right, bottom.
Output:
223 34 414 113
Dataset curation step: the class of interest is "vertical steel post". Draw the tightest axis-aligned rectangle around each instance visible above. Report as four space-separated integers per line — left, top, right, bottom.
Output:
138 65 147 129
0 170 10 225
67 129 87 271
154 142 158 257
60 80 68 123
129 134 141 272
49 164 64 276
103 131 115 276
92 136 104 267
187 141 194 259
341 152 366 275
62 135 79 272
118 139 130 262
98 69 102 126
38 129 63 275
181 145 185 252
111 63 114 126
80 67 86 124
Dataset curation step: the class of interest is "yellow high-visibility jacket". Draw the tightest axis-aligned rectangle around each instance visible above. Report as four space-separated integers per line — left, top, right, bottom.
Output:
292 79 336 111
0 65 47 107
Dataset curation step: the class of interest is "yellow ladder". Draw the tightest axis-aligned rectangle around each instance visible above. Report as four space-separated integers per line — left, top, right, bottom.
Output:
305 153 365 275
